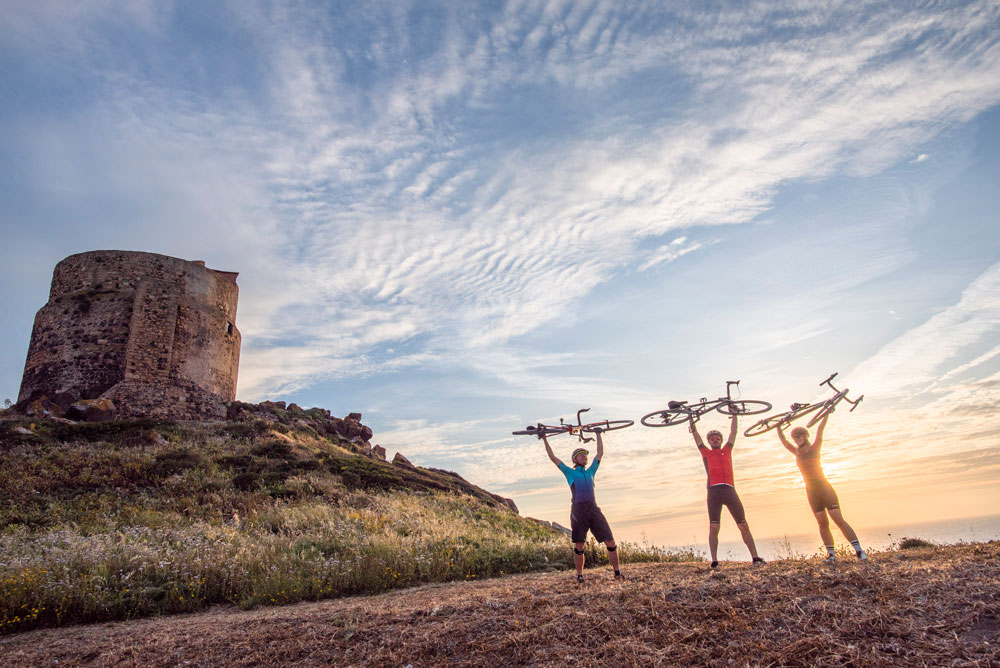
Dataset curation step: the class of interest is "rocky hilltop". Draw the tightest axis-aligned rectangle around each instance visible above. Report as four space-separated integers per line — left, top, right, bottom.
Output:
5 397 518 514
0 399 618 636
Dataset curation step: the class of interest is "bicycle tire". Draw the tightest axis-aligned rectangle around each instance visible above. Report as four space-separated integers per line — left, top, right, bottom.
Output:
641 409 693 427
581 419 634 433
743 414 790 437
716 400 772 416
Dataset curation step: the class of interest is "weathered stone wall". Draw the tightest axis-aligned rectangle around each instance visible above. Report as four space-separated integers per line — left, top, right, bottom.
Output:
19 250 241 420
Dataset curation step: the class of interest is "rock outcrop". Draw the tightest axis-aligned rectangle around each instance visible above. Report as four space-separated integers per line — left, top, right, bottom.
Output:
226 401 374 453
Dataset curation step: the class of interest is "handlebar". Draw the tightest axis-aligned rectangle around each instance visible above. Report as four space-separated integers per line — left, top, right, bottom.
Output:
725 380 741 401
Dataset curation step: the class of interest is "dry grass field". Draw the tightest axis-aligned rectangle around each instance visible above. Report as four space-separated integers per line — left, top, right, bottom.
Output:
2 541 997 667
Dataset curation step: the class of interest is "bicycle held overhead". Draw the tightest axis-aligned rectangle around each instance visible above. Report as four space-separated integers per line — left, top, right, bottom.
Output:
744 373 863 437
513 408 634 443
640 380 772 428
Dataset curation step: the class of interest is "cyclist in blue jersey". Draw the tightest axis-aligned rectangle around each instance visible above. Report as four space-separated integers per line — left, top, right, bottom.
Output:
542 429 624 583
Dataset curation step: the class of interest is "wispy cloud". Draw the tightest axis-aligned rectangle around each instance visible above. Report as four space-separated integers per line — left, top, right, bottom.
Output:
847 261 1000 399
6 1 998 400
230 0 1000 395
638 237 711 272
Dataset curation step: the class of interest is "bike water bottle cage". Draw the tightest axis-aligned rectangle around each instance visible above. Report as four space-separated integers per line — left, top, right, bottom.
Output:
574 547 586 555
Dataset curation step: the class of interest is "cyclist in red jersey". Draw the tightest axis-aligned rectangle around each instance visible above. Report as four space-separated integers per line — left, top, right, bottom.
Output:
777 412 867 562
688 413 764 569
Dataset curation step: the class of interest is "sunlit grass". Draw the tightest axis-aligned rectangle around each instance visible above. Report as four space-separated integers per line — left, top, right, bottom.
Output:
0 416 694 633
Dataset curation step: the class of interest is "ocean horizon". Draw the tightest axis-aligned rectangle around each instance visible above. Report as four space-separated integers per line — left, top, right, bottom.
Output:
677 513 1000 562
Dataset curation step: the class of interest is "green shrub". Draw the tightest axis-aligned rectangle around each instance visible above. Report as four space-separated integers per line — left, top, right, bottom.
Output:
150 449 203 477
251 440 295 460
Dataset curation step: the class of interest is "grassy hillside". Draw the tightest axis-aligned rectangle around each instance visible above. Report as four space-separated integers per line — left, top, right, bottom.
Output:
1 541 996 667
0 411 690 634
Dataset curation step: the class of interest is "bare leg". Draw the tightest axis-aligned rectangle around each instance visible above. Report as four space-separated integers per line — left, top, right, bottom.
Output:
814 510 835 548
708 522 721 562
605 540 620 571
574 542 585 576
828 508 859 543
736 520 760 560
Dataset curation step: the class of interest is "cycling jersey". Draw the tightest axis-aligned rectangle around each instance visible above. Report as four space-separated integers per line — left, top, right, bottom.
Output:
795 441 825 481
699 443 735 487
557 459 600 504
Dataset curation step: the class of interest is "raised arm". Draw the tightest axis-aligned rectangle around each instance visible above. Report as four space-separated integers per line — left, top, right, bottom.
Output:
595 429 604 461
776 422 796 454
813 412 830 449
727 412 738 446
689 415 705 448
542 434 562 467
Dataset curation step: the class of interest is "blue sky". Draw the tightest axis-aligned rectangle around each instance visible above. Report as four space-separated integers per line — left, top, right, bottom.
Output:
2 1 998 548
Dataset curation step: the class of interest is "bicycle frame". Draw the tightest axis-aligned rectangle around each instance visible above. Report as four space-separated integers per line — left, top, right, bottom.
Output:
805 374 863 426
513 408 633 443
743 373 863 437
669 381 741 421
642 381 771 427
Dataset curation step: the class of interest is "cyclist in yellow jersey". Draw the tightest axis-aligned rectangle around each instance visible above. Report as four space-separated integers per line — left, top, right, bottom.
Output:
777 412 867 562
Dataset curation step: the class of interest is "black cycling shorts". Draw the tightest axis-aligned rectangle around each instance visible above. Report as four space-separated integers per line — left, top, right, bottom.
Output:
570 501 614 544
804 478 840 513
707 485 746 524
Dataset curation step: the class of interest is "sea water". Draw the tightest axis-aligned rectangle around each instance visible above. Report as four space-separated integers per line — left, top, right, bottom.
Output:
703 513 1000 562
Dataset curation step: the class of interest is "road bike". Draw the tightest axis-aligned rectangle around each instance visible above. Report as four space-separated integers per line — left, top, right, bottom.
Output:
743 373 863 437
640 380 772 427
512 408 634 443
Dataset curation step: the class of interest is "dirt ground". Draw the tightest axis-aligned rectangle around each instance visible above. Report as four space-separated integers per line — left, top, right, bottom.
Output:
2 542 998 667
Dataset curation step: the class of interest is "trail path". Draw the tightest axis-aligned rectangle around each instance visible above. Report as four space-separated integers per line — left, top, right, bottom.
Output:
3 543 998 667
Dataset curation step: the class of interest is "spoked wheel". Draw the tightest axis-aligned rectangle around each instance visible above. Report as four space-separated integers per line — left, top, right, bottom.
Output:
641 409 693 427
716 400 772 416
743 414 789 437
582 419 634 433
512 425 569 438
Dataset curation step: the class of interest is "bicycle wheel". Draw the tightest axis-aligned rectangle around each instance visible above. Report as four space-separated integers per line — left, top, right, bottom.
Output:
743 414 790 437
582 419 634 433
716 400 772 416
641 409 692 427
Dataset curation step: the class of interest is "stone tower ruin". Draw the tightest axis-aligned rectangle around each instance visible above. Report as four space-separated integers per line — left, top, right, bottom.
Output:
18 250 241 421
